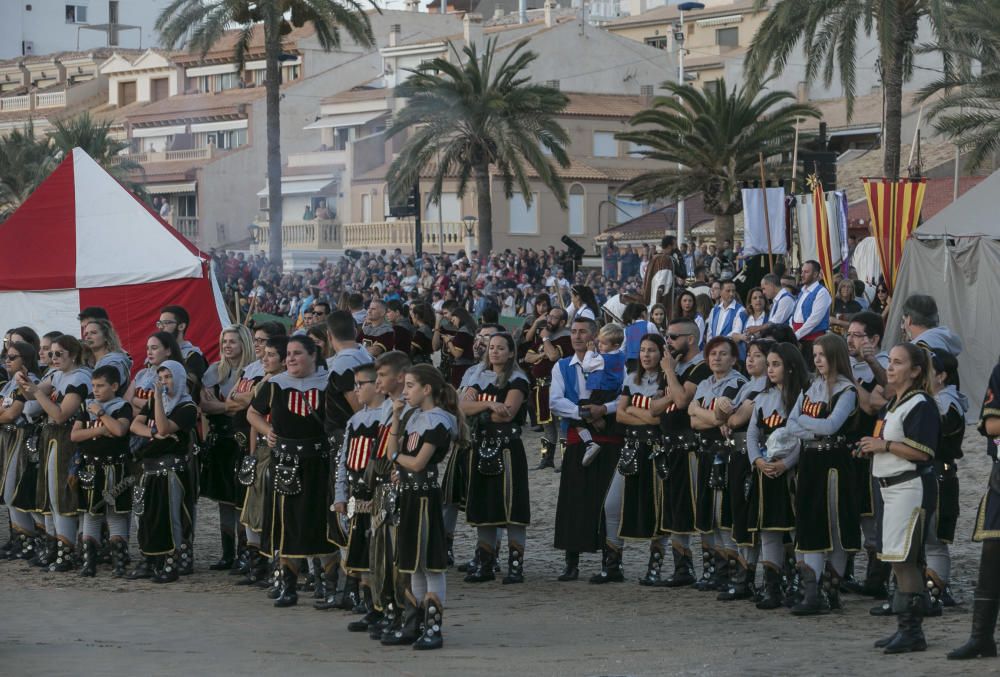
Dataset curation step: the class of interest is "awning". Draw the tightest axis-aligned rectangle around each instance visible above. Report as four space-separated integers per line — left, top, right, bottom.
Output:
256 178 336 197
133 125 186 138
190 119 248 133
303 110 386 130
829 125 881 137
147 181 197 195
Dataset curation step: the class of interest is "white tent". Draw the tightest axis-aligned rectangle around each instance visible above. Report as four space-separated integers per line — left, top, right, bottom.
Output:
885 169 1000 415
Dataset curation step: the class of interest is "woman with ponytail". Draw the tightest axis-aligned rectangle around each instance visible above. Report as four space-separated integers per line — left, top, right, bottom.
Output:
381 364 465 650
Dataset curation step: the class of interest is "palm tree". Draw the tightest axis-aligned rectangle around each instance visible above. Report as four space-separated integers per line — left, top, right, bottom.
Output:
744 0 950 180
918 0 1000 168
49 111 146 197
386 38 571 256
156 0 376 264
615 79 819 244
0 123 54 222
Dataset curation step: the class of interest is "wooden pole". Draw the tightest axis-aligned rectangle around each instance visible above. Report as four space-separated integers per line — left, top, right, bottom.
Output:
243 293 258 327
234 291 241 325
758 152 775 273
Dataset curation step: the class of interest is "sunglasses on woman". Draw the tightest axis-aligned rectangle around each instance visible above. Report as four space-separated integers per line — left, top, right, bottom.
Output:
49 350 66 358
4 353 20 362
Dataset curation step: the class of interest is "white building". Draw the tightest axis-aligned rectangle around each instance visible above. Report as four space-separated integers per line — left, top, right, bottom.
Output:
0 0 174 59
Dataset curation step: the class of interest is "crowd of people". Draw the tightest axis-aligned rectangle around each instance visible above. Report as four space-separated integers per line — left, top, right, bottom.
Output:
0 236 998 659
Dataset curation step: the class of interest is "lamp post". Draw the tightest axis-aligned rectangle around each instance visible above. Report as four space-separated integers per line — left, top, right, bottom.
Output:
675 2 704 248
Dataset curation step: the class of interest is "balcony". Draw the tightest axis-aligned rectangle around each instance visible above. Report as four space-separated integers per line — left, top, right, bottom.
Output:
34 91 66 108
174 216 199 242
0 94 30 112
114 146 216 165
341 221 467 253
255 219 341 250
287 149 348 168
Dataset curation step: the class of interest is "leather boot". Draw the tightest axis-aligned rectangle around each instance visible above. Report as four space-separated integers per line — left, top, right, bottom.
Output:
235 547 268 586
311 559 328 600
371 599 397 640
31 535 56 567
860 552 891 599
17 532 35 561
445 535 455 568
693 548 715 591
127 554 155 580
210 529 236 570
267 564 284 600
78 539 98 578
925 569 948 617
883 592 929 654
823 562 842 610
782 557 802 608
558 551 579 581
639 544 666 587
948 595 1000 659
49 539 75 572
464 543 497 583
659 548 696 587
412 596 444 650
589 542 624 584
535 439 555 470
4 531 25 560
177 540 194 576
337 574 362 611
230 542 250 576
791 565 829 616
313 563 343 609
152 551 180 584
503 545 525 584
110 538 129 578
274 565 299 607
870 575 898 616
756 564 784 610
718 558 753 601
381 596 421 646
348 586 384 632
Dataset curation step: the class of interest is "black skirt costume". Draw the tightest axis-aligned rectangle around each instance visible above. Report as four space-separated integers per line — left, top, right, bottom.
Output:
1 378 32 505
443 363 488 510
235 363 266 533
660 355 712 535
332 404 382 572
973 363 1000 542
76 399 134 515
851 357 885 519
369 397 408 608
36 368 91 517
135 400 199 556
934 386 966 543
527 331 572 426
410 325 434 365
788 377 861 553
324 346 373 545
746 387 797 533
692 370 747 535
396 407 455 574
10 376 44 511
465 368 531 527
254 369 334 557
200 363 241 505
448 328 476 390
727 376 767 546
617 373 665 540
437 321 457 383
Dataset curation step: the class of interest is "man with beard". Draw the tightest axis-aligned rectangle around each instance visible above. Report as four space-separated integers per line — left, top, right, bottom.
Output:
524 307 572 470
789 260 832 366
550 316 623 581
385 300 413 355
157 305 208 396
359 299 395 358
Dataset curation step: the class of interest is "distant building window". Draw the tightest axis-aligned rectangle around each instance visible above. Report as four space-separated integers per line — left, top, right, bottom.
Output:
509 193 538 234
196 128 247 150
716 27 739 48
593 131 617 158
65 4 87 23
568 185 585 236
644 36 668 50
703 79 722 94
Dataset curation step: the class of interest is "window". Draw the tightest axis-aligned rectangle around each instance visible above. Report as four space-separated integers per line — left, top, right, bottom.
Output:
593 131 617 158
196 128 247 150
716 27 739 48
117 80 136 106
424 194 462 223
65 4 87 23
361 194 372 223
568 185 585 236
644 36 668 50
150 77 169 102
177 195 197 217
703 79 722 95
509 193 538 234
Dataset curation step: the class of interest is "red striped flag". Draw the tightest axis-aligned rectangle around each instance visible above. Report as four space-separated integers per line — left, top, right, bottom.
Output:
807 174 836 296
862 178 927 294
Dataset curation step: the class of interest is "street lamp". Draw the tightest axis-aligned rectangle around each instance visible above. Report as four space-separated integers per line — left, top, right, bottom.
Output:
675 1 704 248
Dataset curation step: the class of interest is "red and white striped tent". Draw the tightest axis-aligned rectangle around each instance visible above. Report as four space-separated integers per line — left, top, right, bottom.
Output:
0 147 230 365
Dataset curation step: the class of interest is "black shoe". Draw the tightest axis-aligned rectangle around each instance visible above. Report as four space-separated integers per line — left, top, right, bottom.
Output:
948 596 1000 660
638 546 665 586
230 544 250 576
110 538 129 578
209 530 236 571
348 587 383 632
152 552 180 584
558 552 579 581
883 593 928 654
312 564 344 609
381 599 421 646
756 564 784 610
48 539 75 572
718 559 754 601
371 600 397 640
412 599 444 650
78 539 98 578
589 543 624 584
127 555 155 580
464 544 497 583
790 566 829 616
274 566 299 607
535 441 555 470
502 547 525 584
658 550 697 588
235 548 268 587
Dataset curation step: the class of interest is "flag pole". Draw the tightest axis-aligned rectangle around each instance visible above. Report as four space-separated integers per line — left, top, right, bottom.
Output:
758 152 774 273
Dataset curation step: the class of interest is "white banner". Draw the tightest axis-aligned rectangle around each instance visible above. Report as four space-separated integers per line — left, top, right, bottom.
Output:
741 187 787 255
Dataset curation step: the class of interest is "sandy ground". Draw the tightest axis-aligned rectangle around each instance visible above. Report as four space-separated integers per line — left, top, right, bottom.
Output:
0 425 995 676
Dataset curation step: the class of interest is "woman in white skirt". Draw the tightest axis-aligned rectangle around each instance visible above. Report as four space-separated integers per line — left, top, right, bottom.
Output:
859 343 940 654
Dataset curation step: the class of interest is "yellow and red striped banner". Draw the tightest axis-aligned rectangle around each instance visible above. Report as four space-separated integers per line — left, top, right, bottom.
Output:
862 177 927 294
807 174 836 295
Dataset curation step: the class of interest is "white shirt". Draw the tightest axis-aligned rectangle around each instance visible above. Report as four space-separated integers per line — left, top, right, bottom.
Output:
791 281 832 339
706 300 746 342
769 288 795 325
549 353 620 421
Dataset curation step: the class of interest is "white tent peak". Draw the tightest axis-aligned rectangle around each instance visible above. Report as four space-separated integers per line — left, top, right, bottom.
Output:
915 169 1000 239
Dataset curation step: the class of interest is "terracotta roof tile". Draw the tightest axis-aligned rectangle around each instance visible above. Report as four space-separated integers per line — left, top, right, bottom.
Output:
606 0 760 29
562 92 646 118
170 25 314 64
322 84 393 105
123 87 265 125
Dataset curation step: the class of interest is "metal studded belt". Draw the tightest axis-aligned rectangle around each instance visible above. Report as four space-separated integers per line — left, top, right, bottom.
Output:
142 455 188 475
803 436 849 452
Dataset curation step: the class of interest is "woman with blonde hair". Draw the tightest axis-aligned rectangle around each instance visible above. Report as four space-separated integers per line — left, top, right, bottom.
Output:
82 318 132 395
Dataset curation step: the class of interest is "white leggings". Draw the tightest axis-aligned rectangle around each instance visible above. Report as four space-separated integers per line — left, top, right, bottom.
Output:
46 449 78 541
924 507 951 582
759 531 786 567
410 569 447 605
3 446 34 533
82 511 129 541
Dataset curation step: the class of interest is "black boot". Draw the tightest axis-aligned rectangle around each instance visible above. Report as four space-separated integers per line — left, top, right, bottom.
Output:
718 558 754 601
445 535 455 568
313 563 343 609
267 564 284 600
925 570 947 617
230 542 250 576
78 539 98 578
791 565 829 616
756 564 784 610
274 565 299 607
127 554 155 580
859 552 891 599
558 551 579 581
638 544 665 587
4 531 25 560
210 529 235 570
311 559 329 600
883 592 929 654
371 598 397 640
948 595 1000 659
782 556 803 608
110 538 129 578
381 597 421 646
177 540 194 576
49 539 75 572
823 562 842 611
348 586 384 632
335 574 362 611
464 544 497 583
152 551 180 584
31 536 56 567
16 532 35 561
589 542 624 584
870 575 898 616
235 547 268 586
840 552 858 593
412 597 444 650
535 439 555 470
694 549 722 591
503 546 525 584
659 548 696 587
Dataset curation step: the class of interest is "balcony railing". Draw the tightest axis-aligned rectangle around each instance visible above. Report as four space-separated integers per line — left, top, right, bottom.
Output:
174 217 199 242
341 221 467 253
114 146 215 165
0 90 70 112
34 91 66 108
0 94 30 112
255 219 341 250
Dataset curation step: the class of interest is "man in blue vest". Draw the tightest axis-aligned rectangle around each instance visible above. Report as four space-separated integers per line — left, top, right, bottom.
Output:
790 260 832 366
705 279 749 355
622 302 659 372
550 316 623 582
